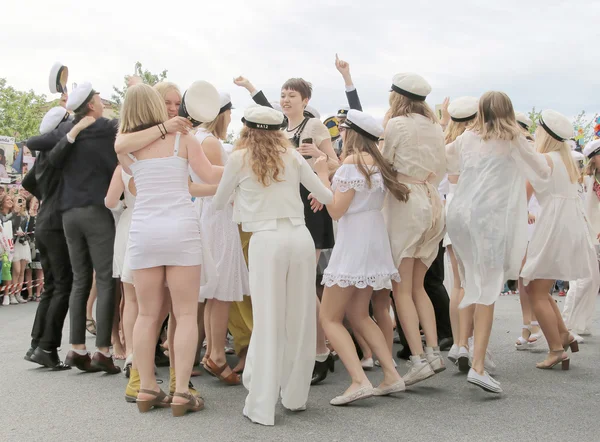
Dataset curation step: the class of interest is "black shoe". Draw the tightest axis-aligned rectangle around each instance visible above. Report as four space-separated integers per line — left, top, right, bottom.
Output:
439 337 454 352
396 345 411 361
154 349 170 367
65 351 101 372
31 347 71 370
91 352 121 374
24 347 42 365
311 353 335 386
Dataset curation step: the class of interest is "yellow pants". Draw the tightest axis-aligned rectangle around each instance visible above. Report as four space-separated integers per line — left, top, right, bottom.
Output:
228 226 253 355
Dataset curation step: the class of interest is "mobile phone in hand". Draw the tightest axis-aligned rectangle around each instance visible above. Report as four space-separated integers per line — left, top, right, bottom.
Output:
301 138 313 159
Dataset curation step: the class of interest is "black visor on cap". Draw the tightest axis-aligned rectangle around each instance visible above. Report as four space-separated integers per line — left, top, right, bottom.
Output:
56 66 68 94
390 84 427 101
178 91 202 127
241 117 283 131
219 102 233 115
517 121 530 131
539 117 566 142
451 113 477 123
344 119 380 142
588 147 600 159
337 109 348 116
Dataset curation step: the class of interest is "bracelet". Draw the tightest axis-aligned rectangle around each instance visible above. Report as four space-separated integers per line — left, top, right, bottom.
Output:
161 123 168 135
157 124 166 140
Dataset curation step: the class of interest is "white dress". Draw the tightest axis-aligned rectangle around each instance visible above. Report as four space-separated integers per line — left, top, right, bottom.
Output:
382 114 447 268
192 129 249 302
127 133 202 270
446 131 551 307
113 169 135 279
322 164 399 290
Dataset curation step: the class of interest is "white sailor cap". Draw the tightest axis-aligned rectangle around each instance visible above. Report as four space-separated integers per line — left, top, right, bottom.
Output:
571 150 584 162
49 62 69 94
390 73 431 101
219 92 234 114
178 81 220 127
270 102 283 112
539 109 572 142
515 112 533 130
583 139 600 159
339 109 383 142
448 97 479 122
304 105 321 120
39 107 70 135
337 107 349 118
66 82 99 112
242 105 285 130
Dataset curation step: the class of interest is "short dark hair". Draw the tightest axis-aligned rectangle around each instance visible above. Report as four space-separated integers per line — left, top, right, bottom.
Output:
281 78 312 101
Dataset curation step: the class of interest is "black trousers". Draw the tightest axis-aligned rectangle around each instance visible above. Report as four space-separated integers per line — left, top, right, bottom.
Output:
30 229 73 351
424 242 452 340
63 205 116 348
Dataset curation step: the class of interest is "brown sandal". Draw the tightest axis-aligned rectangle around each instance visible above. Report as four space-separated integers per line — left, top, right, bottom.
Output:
202 357 216 377
171 392 204 417
136 388 171 413
206 358 241 386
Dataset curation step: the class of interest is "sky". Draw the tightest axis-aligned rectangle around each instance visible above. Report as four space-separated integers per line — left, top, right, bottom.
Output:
2 0 599 133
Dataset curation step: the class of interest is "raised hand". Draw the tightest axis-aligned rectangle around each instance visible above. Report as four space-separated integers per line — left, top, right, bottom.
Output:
441 97 451 126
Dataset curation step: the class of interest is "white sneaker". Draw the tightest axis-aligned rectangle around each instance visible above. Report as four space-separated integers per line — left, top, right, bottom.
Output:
361 358 374 370
469 347 497 374
10 295 19 305
17 295 27 304
425 346 446 373
403 355 435 386
447 344 460 364
467 368 502 393
2 295 9 306
457 346 470 372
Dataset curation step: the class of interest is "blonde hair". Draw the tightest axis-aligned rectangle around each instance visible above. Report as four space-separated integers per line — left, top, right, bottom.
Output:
535 126 579 184
444 120 471 144
201 112 228 140
119 84 168 134
234 127 289 186
471 91 522 141
388 92 438 123
342 129 409 203
153 82 181 101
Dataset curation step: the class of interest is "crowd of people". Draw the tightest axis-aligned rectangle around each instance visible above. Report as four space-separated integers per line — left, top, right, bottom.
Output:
14 55 598 426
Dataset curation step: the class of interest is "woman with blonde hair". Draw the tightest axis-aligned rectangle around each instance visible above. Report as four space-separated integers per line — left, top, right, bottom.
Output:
520 110 595 369
446 91 551 393
213 105 332 426
115 82 222 415
11 194 32 303
381 73 446 386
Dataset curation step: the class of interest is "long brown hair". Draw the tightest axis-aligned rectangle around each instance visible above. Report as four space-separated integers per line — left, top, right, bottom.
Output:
471 91 522 141
444 120 471 144
201 111 228 140
342 129 410 203
388 92 438 123
234 127 289 186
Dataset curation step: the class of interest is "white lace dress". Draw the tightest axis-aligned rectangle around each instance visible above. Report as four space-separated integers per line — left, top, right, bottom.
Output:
322 164 399 290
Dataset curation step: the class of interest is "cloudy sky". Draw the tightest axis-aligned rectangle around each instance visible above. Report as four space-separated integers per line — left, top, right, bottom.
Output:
3 0 599 131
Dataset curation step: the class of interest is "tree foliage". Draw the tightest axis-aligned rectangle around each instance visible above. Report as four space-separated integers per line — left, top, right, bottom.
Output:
111 61 168 108
527 107 598 146
0 78 47 140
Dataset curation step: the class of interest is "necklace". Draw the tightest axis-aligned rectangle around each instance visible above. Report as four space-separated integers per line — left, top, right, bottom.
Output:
285 120 304 132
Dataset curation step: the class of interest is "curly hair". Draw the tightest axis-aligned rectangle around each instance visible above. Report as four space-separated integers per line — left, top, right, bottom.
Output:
234 127 290 186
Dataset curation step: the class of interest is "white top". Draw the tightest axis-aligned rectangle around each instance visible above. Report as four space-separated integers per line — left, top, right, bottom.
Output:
332 164 386 212
213 148 333 232
446 131 551 306
584 175 600 236
521 151 597 284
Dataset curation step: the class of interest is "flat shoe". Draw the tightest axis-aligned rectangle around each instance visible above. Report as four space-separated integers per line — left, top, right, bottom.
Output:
330 386 374 406
373 379 406 396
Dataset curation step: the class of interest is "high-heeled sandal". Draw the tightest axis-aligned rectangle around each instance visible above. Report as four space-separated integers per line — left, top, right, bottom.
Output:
563 334 579 353
201 357 216 377
536 350 569 370
515 325 531 350
136 388 171 413
171 392 204 417
205 358 241 385
85 318 97 336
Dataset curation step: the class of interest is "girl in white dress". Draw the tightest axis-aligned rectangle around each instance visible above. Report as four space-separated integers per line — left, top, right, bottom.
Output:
446 92 552 393
381 73 447 386
115 83 222 415
318 110 406 405
193 92 249 386
562 139 600 338
521 110 595 370
213 105 332 426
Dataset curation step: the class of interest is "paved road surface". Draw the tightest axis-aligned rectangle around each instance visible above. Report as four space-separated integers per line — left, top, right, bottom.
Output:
1 295 598 442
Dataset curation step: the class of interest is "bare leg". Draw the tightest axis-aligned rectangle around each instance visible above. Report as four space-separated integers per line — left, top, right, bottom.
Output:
112 281 125 358
412 259 438 348
447 246 462 343
11 260 22 296
372 289 394 354
203 300 213 362
35 269 44 299
25 268 32 299
196 302 206 364
315 249 329 355
122 282 138 357
208 300 234 377
354 331 372 360
458 303 474 348
471 304 495 375
392 258 423 356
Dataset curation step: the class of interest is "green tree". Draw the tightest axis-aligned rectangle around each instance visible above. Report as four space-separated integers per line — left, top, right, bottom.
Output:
572 111 598 146
0 78 47 140
111 61 168 108
527 107 542 134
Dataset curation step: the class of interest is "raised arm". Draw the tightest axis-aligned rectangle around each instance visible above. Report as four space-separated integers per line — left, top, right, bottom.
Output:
48 116 97 168
213 151 243 210
27 126 67 153
335 54 362 111
115 117 192 155
511 136 552 192
233 76 273 108
186 135 223 184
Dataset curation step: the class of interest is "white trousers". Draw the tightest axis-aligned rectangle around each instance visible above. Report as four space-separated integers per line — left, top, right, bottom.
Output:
563 248 600 335
242 220 316 426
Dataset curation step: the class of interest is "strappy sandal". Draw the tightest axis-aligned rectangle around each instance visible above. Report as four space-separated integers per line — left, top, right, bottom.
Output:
563 334 580 353
206 358 241 386
136 388 171 413
86 318 97 336
536 350 570 370
515 325 531 350
202 357 216 377
171 392 204 417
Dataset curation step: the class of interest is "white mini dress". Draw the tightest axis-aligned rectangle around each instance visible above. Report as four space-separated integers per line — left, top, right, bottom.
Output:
113 169 135 280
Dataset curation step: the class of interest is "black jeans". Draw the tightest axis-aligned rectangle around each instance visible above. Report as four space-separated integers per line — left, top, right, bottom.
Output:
424 242 452 340
30 229 73 351
62 205 116 348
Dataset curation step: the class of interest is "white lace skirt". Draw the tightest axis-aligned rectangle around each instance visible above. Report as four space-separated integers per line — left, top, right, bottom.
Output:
13 241 32 263
322 210 399 290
